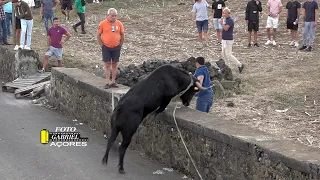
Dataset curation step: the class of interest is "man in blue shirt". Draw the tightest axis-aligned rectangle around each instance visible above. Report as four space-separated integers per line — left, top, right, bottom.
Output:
194 57 214 113
3 0 12 37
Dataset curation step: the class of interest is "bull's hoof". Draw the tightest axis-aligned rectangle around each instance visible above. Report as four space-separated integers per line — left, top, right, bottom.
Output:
118 169 125 174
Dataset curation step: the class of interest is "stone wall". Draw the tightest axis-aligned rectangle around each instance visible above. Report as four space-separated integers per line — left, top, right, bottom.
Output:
48 67 320 180
0 46 41 82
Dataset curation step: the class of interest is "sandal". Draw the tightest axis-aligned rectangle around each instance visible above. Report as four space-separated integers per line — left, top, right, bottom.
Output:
104 84 112 89
110 83 119 88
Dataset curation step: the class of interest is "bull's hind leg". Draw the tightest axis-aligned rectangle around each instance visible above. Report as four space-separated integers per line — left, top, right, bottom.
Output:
102 127 120 166
118 123 139 174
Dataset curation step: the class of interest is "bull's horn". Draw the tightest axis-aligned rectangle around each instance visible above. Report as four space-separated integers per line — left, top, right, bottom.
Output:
195 81 208 90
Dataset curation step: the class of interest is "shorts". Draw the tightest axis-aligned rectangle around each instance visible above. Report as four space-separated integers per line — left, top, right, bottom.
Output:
248 21 259 31
61 1 72 10
196 94 213 113
213 18 222 30
287 21 298 30
102 45 121 62
196 20 209 32
266 16 279 28
16 17 21 30
45 46 63 60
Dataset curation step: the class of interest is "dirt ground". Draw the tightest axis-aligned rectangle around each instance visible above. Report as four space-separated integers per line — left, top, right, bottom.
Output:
23 0 319 149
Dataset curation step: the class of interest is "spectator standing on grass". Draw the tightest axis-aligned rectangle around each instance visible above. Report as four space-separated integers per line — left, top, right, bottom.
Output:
39 18 71 73
192 0 210 42
40 0 59 34
286 0 301 47
12 0 33 50
96 8 124 89
245 0 262 47
0 0 10 45
265 0 283 46
220 7 245 73
61 0 73 23
72 0 86 34
194 57 214 113
212 0 225 45
299 0 318 51
3 0 12 38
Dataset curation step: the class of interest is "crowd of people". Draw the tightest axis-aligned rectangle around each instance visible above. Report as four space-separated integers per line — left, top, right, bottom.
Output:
0 0 318 114
190 0 318 113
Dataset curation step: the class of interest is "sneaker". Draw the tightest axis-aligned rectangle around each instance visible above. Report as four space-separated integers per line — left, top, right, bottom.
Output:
38 69 45 73
238 64 244 73
272 40 276 46
289 41 295 46
24 45 31 50
253 43 259 47
265 40 271 45
14 45 19 50
294 42 299 47
299 45 307 50
216 42 222 46
72 25 77 33
306 46 312 51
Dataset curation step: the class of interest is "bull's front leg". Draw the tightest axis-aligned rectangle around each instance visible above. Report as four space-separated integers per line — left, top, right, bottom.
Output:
153 97 172 118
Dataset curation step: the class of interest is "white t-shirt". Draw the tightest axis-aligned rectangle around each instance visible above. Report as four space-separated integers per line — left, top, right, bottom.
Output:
191 0 210 21
22 0 35 7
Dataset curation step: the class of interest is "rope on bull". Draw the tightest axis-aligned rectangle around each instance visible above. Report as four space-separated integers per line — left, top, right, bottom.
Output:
172 102 204 180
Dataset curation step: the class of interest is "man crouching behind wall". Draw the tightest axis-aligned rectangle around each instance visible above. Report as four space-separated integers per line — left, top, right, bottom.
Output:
194 57 214 113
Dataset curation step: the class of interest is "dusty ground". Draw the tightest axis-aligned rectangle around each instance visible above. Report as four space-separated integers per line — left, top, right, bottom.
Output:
22 0 319 149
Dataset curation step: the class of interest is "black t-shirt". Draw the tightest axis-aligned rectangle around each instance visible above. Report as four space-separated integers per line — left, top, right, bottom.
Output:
302 0 319 22
286 1 301 22
212 0 225 18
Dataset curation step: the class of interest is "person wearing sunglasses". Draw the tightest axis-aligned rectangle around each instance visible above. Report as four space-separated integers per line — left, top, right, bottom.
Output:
97 8 125 89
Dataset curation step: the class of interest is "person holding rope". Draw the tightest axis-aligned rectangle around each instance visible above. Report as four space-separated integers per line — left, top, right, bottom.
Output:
194 57 214 113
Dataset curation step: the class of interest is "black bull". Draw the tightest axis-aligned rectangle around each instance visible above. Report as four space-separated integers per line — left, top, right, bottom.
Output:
102 64 209 174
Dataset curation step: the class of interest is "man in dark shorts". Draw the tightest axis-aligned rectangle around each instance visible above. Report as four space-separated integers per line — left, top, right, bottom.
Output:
61 0 72 22
13 17 21 50
286 0 301 47
97 8 125 89
245 0 262 47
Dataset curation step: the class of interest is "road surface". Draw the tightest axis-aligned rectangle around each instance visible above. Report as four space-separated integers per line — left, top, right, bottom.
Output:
0 91 187 180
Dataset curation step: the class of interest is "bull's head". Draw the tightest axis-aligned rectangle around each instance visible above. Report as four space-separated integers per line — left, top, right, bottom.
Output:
180 72 209 106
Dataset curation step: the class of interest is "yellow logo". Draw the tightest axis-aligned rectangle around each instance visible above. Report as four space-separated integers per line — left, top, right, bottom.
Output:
40 129 49 144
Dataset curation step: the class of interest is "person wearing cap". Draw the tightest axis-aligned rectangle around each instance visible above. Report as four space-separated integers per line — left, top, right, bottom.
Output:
12 0 33 50
194 57 214 113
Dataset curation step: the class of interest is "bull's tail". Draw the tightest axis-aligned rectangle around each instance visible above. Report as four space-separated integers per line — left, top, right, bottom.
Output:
102 126 120 165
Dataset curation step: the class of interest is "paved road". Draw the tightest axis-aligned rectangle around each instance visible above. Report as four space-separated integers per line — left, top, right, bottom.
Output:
0 91 186 180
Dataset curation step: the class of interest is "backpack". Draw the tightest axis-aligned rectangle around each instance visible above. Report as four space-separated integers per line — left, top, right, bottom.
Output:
81 0 86 6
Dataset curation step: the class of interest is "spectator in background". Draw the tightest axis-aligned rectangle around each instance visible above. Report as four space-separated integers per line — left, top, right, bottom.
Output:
286 0 301 47
220 7 245 73
0 0 10 45
39 18 71 73
40 0 59 34
3 0 11 38
212 0 225 45
245 0 262 47
72 0 86 34
12 0 33 50
299 0 318 51
192 0 210 42
61 0 73 23
194 57 214 113
265 0 283 46
96 8 124 89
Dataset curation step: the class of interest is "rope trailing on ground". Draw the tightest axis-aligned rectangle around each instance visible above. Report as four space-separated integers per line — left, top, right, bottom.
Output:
172 102 204 180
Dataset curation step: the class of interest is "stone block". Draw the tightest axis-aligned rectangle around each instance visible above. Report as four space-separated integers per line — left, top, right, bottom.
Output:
0 46 41 82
